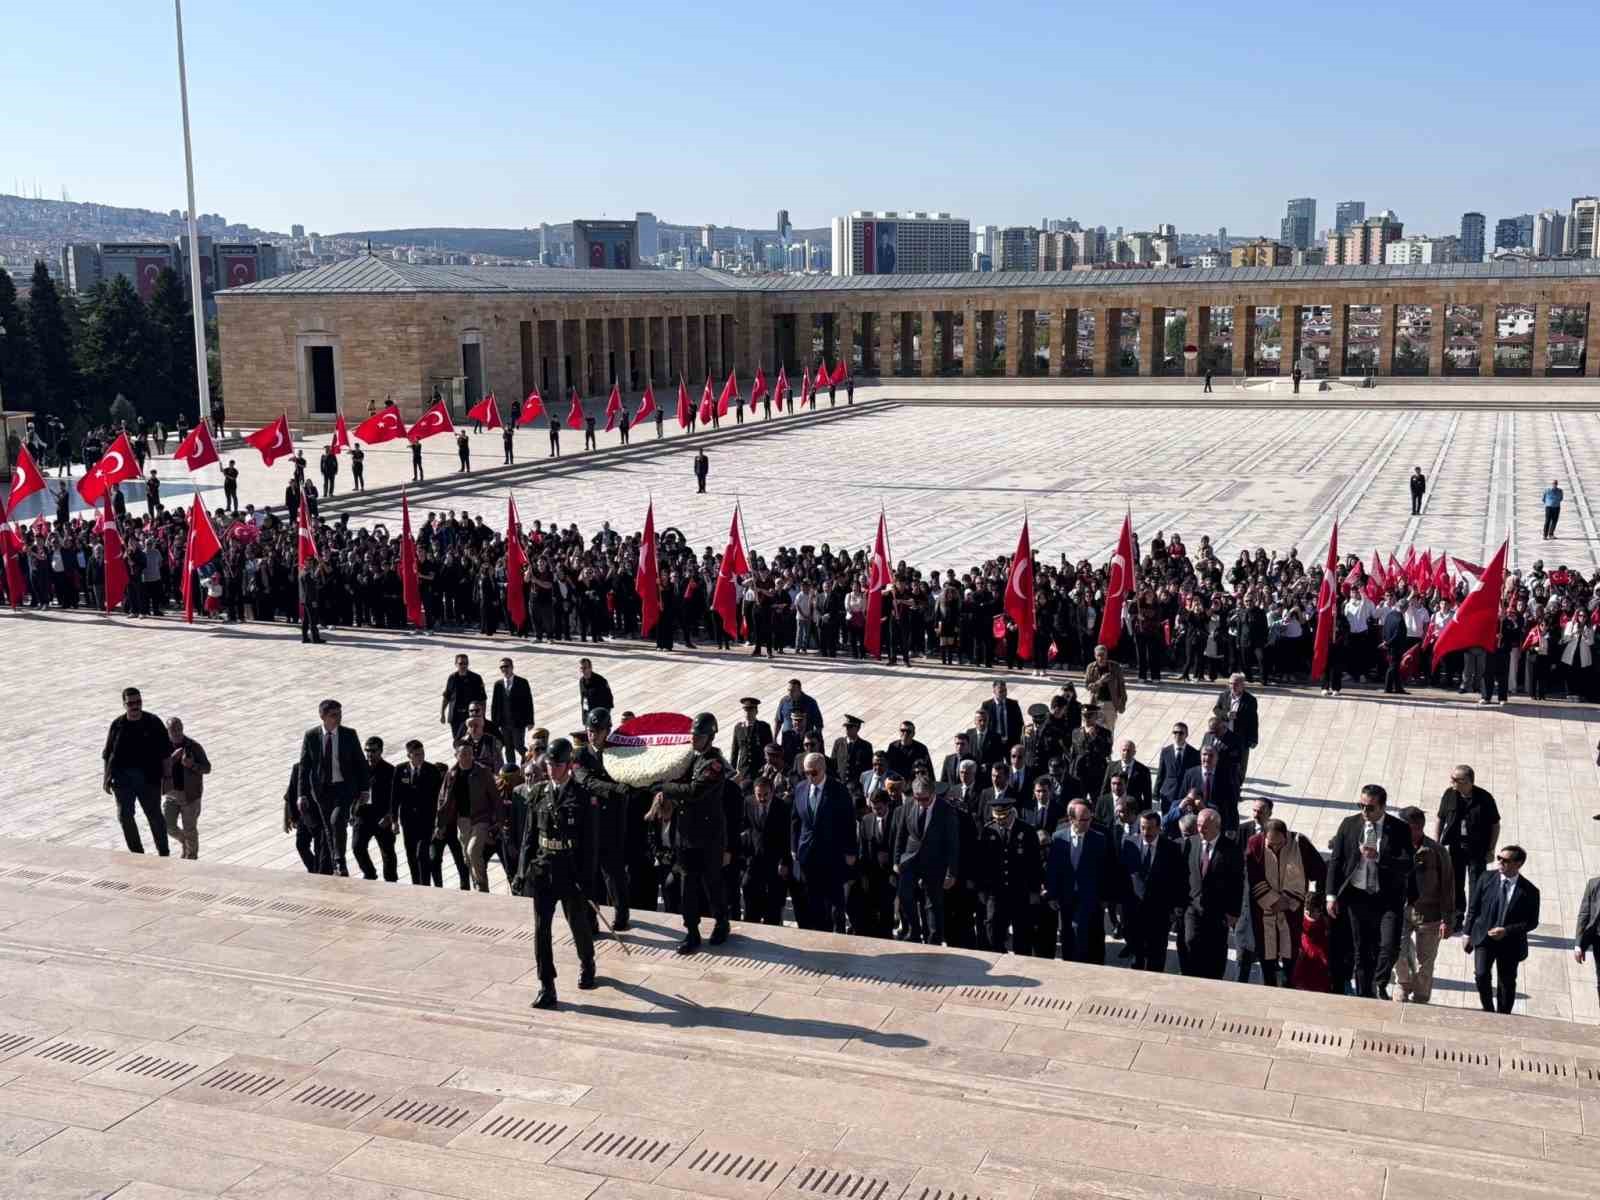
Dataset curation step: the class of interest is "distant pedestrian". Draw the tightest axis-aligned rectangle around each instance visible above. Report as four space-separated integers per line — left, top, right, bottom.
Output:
584 415 597 451
846 375 854 405
1409 467 1426 515
503 425 515 464
457 430 471 473
694 450 709 494
548 417 561 458
1291 365 1303 395
350 445 365 491
102 686 172 856
411 440 424 481
1543 479 1564 538
160 717 211 860
654 407 664 439
1203 367 1213 393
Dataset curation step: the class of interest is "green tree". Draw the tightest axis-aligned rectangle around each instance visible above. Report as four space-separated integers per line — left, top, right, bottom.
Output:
0 268 33 416
26 261 81 423
77 276 153 422
1165 313 1188 360
146 267 198 423
206 316 223 409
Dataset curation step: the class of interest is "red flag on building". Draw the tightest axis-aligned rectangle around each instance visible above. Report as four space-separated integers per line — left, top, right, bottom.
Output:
830 361 848 385
1004 515 1035 659
751 366 769 403
77 432 142 503
182 494 222 623
98 492 128 613
1432 540 1508 659
676 377 692 429
1311 521 1340 682
774 366 789 407
566 388 585 430
698 376 714 424
1096 511 1135 651
518 388 545 426
506 494 528 630
864 510 892 658
632 382 657 430
467 393 503 429
712 506 749 639
6 442 45 508
637 500 661 637
173 421 220 471
400 490 423 629
408 400 455 442
603 383 623 432
718 369 738 417
355 405 406 444
331 412 352 455
814 361 829 390
242 414 294 467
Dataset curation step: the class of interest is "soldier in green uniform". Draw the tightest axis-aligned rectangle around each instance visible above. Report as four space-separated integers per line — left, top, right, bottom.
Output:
574 707 631 932
515 738 597 1010
649 712 731 955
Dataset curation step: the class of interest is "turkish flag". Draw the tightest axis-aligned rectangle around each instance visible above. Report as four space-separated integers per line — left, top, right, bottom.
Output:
355 406 405 445
408 400 455 443
712 507 749 639
1415 549 1432 591
98 492 128 613
518 388 545 426
1097 511 1135 651
77 432 142 503
830 361 848 385
297 490 319 572
1311 521 1340 682
1432 550 1451 594
467 394 503 429
1432 540 1508 659
751 367 769 403
698 376 714 424
637 500 661 637
243 414 294 467
675 377 692 429
400 491 423 629
632 382 657 430
1452 556 1485 580
182 494 222 624
1401 545 1417 585
566 388 585 430
0 506 24 608
864 511 892 658
603 383 623 433
7 443 45 508
1387 551 1405 590
172 420 220 472
506 494 528 630
774 366 789 406
718 369 738 417
814 361 829 390
1004 516 1035 659
331 413 352 454
1342 561 1364 593
800 372 812 410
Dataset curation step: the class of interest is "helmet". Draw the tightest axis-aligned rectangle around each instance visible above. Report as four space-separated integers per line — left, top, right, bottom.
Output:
546 737 574 764
585 706 612 730
691 712 719 738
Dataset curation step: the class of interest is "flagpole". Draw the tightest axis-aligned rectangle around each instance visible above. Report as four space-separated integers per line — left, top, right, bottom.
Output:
173 0 212 432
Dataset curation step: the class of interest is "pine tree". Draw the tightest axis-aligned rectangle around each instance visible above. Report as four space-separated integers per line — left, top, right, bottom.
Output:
26 261 80 423
147 267 198 421
78 276 155 423
0 269 33 415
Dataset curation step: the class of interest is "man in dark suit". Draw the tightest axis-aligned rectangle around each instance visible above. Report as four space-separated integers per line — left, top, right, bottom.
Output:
1213 674 1260 784
891 777 961 943
1045 802 1118 963
981 680 1026 750
1102 739 1153 810
966 709 1005 771
440 654 487 732
1327 784 1415 999
1000 744 1039 808
1181 746 1241 836
299 559 326 644
1182 807 1242 978
1463 845 1540 1013
1381 602 1408 694
491 657 535 762
978 760 1026 826
1574 873 1600 1004
295 698 371 876
790 752 856 931
1122 810 1183 970
729 697 773 781
849 788 898 937
884 719 932 780
578 657 613 723
740 774 793 925
939 732 974 787
831 715 875 804
1155 722 1201 814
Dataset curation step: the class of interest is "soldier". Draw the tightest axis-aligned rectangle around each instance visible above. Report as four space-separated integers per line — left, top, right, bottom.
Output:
729 697 772 782
574 707 632 931
649 711 731 954
1067 704 1113 803
515 738 597 1010
977 795 1044 954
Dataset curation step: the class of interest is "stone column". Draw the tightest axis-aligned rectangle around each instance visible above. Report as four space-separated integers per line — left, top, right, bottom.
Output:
920 309 937 377
1587 303 1600 377
598 316 611 389
1063 308 1079 372
1531 303 1550 375
839 309 856 374
527 314 542 396
711 312 725 380
821 312 837 365
1236 305 1256 375
759 310 776 375
1046 306 1064 376
1281 304 1302 373
979 310 995 372
1137 304 1160 376
553 314 567 393
795 312 814 375
878 309 896 376
1328 304 1348 377
621 317 634 389
1377 305 1396 375
1480 302 1497 376
1004 308 1021 376
1185 306 1210 376
576 315 590 396
1428 301 1449 376
1100 307 1122 375
938 312 955 372
962 304 977 375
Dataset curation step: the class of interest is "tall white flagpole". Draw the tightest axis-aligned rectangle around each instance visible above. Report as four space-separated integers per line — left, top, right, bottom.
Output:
174 0 213 430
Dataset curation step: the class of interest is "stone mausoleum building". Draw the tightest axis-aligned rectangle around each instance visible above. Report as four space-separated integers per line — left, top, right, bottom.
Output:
218 257 1600 425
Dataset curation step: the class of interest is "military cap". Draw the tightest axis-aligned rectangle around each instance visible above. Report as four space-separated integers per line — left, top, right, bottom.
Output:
692 711 719 737
739 696 760 707
546 737 574 764
842 714 863 726
1083 702 1101 714
989 794 1017 809
585 706 612 730
1027 703 1049 720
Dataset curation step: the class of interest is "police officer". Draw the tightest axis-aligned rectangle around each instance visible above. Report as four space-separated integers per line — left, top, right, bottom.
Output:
976 795 1043 954
650 712 730 954
574 708 631 931
515 738 597 1010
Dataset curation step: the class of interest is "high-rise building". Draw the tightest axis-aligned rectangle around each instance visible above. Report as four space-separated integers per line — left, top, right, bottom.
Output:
1534 209 1567 257
1280 198 1316 250
635 212 659 260
573 220 640 269
1458 212 1486 263
1334 201 1366 234
1326 212 1403 265
290 223 305 239
1494 214 1534 252
994 226 1037 271
1384 235 1457 265
1230 239 1292 267
1037 230 1076 270
1217 226 1227 249
59 238 277 307
1566 197 1599 258
775 209 790 243
829 211 972 276
1070 228 1106 265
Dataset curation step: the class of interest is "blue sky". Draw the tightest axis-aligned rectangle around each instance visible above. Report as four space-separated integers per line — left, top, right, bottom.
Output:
8 0 1596 238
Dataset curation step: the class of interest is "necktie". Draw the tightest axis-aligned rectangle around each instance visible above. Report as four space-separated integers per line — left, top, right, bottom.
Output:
997 708 1006 740
323 731 334 784
1202 842 1212 876
1502 879 1513 913
1143 844 1153 872
1204 772 1212 803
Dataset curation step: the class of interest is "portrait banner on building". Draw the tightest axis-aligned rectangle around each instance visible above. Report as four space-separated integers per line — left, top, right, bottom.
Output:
222 255 258 288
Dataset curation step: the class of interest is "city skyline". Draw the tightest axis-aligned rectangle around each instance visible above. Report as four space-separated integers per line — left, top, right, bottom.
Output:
8 0 1597 239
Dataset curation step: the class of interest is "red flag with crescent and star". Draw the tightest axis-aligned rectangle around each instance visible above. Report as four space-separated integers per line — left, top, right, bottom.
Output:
331 412 352 455
1096 511 1134 651
182 494 222 624
400 491 423 629
698 376 714 424
297 490 319 573
0 496 25 609
1310 522 1340 682
506 493 528 630
242 414 294 467
814 361 829 391
675 377 692 429
1366 550 1387 602
6 443 45 508
637 500 661 637
77 432 142 503
1003 515 1035 659
467 394 503 430
712 506 749 639
408 400 455 443
355 405 405 445
1432 549 1451 594
1432 540 1508 659
864 510 892 658
830 361 848 385
774 366 789 408
800 371 812 410
632 381 657 430
566 388 585 430
718 369 738 417
98 492 128 613
518 388 545 426
174 420 220 471
603 383 623 433
751 366 768 403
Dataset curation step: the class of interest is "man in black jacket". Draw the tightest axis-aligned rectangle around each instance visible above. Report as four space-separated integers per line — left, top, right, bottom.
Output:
741 775 794 925
101 686 172 856
1182 808 1242 978
575 708 632 931
651 712 731 954
1122 810 1184 970
1381 602 1408 694
1463 845 1540 1013
892 777 961 944
1573 873 1600 1003
883 719 932 780
1154 722 1201 814
831 715 875 805
295 698 372 876
980 680 1026 750
393 740 453 886
578 658 613 723
965 708 1005 771
440 654 487 732
976 797 1043 954
1327 783 1415 998
1435 764 1500 929
1182 746 1241 836
350 736 398 882
1213 674 1260 782
491 657 535 763
849 787 897 937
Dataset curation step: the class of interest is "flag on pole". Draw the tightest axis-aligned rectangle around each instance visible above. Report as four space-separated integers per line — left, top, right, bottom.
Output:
864 510 892 658
297 490 319 572
632 382 657 430
331 412 352 454
408 400 455 442
718 369 738 417
698 376 714 424
603 383 623 432
1311 521 1340 682
0 497 24 609
506 494 528 630
1003 515 1035 659
814 361 829 390
1096 511 1135 651
637 501 661 637
400 490 423 629
712 506 749 639
566 388 585 430
800 371 812 410
77 432 142 502
242 414 294 467
355 405 406 444
774 366 789 408
751 366 769 403
1431 540 1508 659
676 377 692 429
829 361 848 385
173 421 220 471
466 394 504 430
182 494 222 623
1431 549 1451 594
6 443 45 508
517 388 546 426
98 491 128 613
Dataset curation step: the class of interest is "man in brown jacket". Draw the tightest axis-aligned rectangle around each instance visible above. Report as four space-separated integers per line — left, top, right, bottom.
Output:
436 739 503 892
1395 805 1455 1004
159 718 211 860
1084 644 1128 734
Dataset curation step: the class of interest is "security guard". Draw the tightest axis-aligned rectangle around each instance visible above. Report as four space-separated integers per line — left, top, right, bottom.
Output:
515 738 597 1009
975 795 1043 954
574 707 631 931
649 712 730 955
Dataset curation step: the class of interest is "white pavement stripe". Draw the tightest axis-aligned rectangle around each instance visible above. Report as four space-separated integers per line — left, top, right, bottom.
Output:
1400 411 1459 548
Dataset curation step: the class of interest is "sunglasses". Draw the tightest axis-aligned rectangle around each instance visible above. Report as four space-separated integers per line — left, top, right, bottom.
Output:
1496 855 1518 865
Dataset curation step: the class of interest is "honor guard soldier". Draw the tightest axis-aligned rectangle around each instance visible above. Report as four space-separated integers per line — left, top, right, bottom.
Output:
649 712 731 955
515 738 597 1010
976 795 1044 954
574 707 632 931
